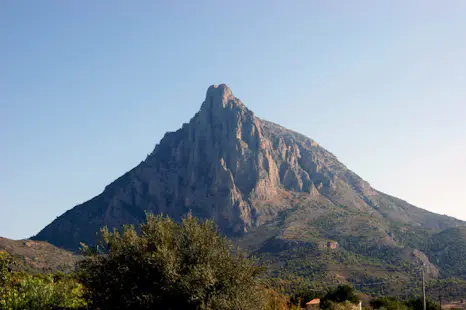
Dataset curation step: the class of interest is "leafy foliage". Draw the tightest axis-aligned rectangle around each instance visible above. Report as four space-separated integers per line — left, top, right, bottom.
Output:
0 251 14 297
289 286 324 308
370 297 409 310
324 301 361 310
369 297 441 310
77 213 270 310
427 227 466 279
406 297 441 310
426 278 466 301
0 252 85 309
0 274 86 309
2 213 465 309
321 285 360 308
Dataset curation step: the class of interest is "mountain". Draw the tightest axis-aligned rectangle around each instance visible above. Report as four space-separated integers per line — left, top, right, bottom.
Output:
0 237 77 273
32 84 466 297
428 227 466 279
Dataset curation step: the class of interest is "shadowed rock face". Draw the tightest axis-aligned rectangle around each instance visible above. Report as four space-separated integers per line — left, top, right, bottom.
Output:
32 84 464 251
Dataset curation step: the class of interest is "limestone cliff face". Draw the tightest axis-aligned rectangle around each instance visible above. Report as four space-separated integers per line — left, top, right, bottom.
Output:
32 84 464 251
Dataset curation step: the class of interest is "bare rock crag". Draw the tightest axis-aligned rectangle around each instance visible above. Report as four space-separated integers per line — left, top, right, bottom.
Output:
33 84 464 252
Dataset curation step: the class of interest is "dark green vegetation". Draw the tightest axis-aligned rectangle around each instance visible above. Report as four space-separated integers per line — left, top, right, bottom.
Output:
2 215 291 310
320 285 360 307
238 196 466 300
370 296 442 310
0 251 86 309
77 213 269 310
1 215 459 309
427 227 466 279
290 285 359 309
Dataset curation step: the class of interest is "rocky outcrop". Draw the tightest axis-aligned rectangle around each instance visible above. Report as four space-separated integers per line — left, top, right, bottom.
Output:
32 84 465 251
412 249 439 278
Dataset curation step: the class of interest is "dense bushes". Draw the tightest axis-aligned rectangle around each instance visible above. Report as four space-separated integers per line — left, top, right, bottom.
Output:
1 215 294 310
77 213 271 310
428 228 466 279
0 215 463 309
321 285 361 309
0 251 86 309
370 297 409 310
370 297 441 310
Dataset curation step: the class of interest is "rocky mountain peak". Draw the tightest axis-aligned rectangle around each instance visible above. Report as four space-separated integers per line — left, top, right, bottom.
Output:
32 84 466 252
206 83 233 100
199 83 248 115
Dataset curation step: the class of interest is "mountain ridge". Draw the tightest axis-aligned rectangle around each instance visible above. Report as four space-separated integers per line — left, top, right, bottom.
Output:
0 237 77 273
33 84 464 249
31 84 466 297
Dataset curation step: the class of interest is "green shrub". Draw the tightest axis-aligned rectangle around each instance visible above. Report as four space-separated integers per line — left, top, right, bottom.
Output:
78 213 268 310
0 272 86 309
370 297 408 310
405 297 441 310
321 285 360 308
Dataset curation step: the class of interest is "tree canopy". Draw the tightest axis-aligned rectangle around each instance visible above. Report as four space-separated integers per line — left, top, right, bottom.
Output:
77 213 268 310
1 251 85 309
321 285 360 309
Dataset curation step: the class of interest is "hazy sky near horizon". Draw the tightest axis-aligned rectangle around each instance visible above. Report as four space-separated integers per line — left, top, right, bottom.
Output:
1 1 465 239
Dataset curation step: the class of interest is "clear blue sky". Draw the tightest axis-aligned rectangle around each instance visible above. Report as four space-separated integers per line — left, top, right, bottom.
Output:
2 1 465 239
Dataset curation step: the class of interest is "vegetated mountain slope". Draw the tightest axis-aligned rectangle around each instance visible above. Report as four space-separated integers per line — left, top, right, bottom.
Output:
0 237 77 273
32 84 466 296
428 227 466 279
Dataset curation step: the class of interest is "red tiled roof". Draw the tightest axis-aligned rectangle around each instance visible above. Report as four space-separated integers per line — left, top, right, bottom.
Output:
306 298 321 305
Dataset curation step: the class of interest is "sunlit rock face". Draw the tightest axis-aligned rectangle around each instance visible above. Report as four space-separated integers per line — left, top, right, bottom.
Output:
33 84 465 252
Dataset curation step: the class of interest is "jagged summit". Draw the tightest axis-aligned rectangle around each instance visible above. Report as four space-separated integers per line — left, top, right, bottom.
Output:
33 85 465 254
199 83 247 114
206 83 233 98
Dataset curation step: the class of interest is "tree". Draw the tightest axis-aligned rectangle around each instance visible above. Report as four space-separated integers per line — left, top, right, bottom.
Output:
406 297 441 310
370 297 408 310
1 251 85 310
290 286 323 308
0 251 9 280
321 285 359 309
0 273 86 309
78 213 267 310
0 251 13 297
